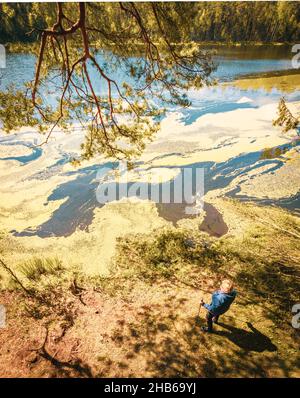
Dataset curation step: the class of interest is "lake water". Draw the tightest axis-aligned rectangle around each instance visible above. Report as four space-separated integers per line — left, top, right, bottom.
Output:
1 45 300 237
0 44 295 86
0 45 299 124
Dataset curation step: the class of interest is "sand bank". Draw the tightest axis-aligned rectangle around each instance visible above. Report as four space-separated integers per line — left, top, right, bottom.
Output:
142 102 298 166
228 72 300 93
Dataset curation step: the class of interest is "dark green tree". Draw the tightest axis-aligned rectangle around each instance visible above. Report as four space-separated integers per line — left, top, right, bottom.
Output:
273 97 299 133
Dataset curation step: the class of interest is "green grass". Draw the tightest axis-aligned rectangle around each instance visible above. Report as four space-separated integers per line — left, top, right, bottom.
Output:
114 202 300 327
0 200 299 377
19 257 64 282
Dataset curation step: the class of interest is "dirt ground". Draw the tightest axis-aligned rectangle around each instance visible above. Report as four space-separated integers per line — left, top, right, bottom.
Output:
0 270 298 378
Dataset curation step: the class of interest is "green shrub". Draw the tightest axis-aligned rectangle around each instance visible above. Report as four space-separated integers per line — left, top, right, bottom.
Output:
19 257 64 282
115 228 227 284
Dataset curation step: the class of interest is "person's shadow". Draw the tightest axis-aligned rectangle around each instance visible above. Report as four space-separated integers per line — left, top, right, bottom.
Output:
215 321 277 352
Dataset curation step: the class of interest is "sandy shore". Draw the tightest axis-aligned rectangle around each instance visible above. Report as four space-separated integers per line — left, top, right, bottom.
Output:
229 72 300 93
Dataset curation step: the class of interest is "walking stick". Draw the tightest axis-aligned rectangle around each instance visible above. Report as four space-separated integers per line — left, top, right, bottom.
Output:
197 301 202 318
193 300 203 329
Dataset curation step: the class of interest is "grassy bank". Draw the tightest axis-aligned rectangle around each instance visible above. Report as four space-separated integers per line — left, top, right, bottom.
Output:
0 199 299 377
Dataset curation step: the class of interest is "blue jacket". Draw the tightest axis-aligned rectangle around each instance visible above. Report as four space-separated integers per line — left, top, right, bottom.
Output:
204 290 237 315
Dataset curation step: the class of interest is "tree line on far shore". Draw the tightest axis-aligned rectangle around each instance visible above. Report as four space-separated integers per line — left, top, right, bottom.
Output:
0 1 299 44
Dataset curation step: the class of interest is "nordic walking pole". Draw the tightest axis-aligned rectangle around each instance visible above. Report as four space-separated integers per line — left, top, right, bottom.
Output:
197 301 202 317
197 297 204 318
194 299 203 329
197 298 204 318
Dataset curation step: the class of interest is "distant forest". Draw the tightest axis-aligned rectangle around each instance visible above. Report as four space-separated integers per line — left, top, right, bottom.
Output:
0 1 299 43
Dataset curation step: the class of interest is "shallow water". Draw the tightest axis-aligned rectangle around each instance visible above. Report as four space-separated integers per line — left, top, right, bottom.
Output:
1 45 300 237
12 139 300 238
0 46 299 128
0 139 42 164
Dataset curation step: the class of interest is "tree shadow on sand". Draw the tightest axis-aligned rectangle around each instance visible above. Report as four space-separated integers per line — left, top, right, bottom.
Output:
214 321 277 353
39 345 93 377
108 294 288 378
